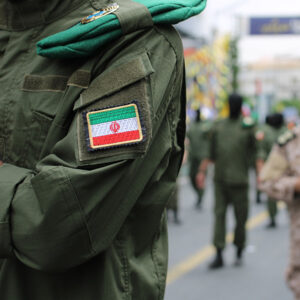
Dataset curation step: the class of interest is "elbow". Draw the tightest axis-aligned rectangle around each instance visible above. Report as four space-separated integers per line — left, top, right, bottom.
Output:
12 232 95 273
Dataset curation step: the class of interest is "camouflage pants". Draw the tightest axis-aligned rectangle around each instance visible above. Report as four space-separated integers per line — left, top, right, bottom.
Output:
286 202 300 300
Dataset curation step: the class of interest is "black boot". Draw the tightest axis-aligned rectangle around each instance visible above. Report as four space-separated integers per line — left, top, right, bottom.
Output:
256 191 261 204
195 196 202 210
266 219 276 229
234 248 243 266
173 209 181 225
209 248 224 269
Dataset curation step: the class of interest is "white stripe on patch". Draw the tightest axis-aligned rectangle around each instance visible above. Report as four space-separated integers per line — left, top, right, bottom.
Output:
91 117 139 137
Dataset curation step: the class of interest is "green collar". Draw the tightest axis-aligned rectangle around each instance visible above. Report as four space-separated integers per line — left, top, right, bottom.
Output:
37 0 207 59
0 0 86 31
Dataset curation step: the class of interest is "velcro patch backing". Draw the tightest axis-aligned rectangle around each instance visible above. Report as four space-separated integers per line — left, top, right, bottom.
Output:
76 51 152 164
83 102 144 151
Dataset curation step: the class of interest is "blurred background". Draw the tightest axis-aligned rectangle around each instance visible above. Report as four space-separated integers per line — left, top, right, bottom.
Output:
165 1 300 299
177 0 300 124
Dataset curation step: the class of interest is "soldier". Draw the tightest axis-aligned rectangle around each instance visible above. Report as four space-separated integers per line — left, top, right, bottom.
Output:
259 126 300 300
187 109 211 209
0 0 206 299
256 113 285 228
197 94 256 268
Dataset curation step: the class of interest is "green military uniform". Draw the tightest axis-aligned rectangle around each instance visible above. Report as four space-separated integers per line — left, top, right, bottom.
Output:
209 117 256 250
187 120 211 206
0 0 205 298
167 181 181 223
255 124 271 204
256 124 286 224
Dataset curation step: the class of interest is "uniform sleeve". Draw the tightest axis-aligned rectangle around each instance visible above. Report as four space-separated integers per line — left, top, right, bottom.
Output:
256 139 267 161
254 129 266 161
0 26 184 272
187 126 203 161
245 125 258 168
259 144 298 203
208 125 216 161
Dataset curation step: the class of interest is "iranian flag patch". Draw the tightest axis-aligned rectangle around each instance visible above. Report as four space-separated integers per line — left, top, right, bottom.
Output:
84 103 144 150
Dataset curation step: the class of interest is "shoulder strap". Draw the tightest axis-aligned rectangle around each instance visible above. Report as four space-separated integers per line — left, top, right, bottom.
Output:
114 0 153 34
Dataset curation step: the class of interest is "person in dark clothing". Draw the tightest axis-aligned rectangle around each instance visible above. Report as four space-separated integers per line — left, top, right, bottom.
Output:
198 94 256 269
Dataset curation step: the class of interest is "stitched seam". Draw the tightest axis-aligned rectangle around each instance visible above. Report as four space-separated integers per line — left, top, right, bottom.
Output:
120 244 130 299
152 27 179 128
62 169 96 254
151 232 162 299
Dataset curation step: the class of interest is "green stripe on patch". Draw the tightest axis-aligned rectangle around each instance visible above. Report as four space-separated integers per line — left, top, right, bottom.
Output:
85 103 144 151
89 106 136 125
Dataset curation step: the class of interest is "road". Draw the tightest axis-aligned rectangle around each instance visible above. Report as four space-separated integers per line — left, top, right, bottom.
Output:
165 168 293 300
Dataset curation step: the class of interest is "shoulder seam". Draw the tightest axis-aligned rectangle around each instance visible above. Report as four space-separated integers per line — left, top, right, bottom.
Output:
153 25 183 64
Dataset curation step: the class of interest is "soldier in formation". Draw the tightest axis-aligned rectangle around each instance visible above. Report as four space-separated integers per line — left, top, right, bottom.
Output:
197 94 256 269
187 109 211 209
256 113 286 227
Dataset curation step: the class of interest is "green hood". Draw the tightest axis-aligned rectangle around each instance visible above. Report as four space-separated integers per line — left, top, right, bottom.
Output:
37 0 207 59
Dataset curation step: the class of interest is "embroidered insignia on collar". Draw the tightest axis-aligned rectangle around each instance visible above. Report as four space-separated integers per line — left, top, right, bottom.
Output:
83 103 144 151
277 130 296 147
81 3 119 24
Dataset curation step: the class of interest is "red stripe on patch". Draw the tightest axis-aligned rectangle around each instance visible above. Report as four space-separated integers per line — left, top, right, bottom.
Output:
92 130 141 146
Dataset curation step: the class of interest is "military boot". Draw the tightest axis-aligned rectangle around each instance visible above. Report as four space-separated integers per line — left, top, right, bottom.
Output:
256 191 261 204
173 209 182 225
266 219 276 229
234 247 243 266
209 249 223 269
195 196 202 210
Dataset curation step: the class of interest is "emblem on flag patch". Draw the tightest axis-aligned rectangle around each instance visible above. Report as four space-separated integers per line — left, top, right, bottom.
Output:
84 103 144 151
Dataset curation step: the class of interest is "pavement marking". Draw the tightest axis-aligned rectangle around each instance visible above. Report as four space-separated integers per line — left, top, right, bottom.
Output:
166 202 286 285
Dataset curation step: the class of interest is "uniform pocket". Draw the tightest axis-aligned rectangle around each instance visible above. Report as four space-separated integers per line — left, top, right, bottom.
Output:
26 111 54 168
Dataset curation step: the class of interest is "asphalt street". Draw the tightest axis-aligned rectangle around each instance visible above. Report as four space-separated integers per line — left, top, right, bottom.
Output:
165 167 293 300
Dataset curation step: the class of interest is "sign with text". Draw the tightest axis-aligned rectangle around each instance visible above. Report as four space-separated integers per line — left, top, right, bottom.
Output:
249 17 300 35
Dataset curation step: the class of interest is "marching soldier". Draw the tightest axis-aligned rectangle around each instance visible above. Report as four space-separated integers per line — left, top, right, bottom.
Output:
187 110 211 209
197 94 256 268
256 113 285 227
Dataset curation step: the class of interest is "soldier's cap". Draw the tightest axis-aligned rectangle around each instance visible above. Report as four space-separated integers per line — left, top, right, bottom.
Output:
37 0 207 59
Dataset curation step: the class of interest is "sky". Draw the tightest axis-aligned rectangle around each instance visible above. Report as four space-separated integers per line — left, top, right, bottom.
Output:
178 0 300 63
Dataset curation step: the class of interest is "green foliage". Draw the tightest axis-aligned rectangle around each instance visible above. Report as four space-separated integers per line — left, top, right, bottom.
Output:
273 99 300 113
229 37 239 93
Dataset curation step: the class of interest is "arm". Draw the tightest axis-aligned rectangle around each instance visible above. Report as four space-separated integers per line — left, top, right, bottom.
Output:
295 178 300 192
196 126 215 188
255 138 266 175
259 144 298 203
256 159 264 174
198 158 212 173
196 158 212 189
0 26 184 272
